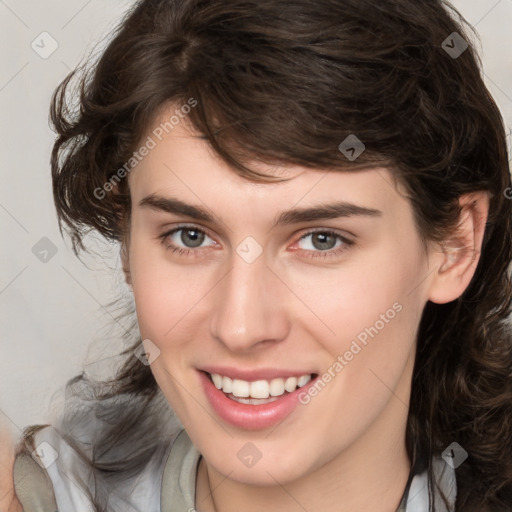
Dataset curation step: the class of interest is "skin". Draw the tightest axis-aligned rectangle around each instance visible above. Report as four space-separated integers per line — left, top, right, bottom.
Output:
121 105 489 512
1 103 487 511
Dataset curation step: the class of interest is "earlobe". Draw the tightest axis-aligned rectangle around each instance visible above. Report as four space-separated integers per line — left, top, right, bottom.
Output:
428 191 490 304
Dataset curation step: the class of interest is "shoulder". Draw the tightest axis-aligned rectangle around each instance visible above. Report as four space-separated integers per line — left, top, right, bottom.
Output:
13 450 58 512
14 423 178 512
13 424 95 511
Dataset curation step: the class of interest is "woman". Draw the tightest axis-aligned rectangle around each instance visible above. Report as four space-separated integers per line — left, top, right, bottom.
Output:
4 0 512 510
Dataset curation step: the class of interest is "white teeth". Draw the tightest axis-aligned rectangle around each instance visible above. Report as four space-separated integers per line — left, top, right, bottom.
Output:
232 379 250 398
269 378 285 397
284 377 297 392
297 374 312 387
211 373 223 389
230 396 280 405
222 376 233 394
249 380 269 399
209 372 313 399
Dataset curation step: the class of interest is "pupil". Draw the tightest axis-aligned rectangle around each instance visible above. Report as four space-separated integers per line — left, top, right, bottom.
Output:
313 233 335 251
182 229 205 248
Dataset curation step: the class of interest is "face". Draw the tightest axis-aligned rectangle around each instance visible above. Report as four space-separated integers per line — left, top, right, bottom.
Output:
125 107 437 486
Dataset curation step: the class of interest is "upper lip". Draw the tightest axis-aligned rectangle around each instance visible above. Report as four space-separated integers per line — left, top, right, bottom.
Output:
199 366 317 382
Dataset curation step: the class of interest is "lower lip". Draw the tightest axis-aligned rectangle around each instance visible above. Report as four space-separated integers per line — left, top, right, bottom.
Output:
198 371 317 430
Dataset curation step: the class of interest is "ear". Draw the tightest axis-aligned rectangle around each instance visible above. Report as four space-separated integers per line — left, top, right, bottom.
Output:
427 191 490 304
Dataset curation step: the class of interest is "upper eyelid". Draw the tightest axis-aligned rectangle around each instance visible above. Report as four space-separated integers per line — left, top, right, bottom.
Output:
297 227 355 240
162 224 216 241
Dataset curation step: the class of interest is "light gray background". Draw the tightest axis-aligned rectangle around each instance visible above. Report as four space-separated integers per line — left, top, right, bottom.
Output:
1 1 512 440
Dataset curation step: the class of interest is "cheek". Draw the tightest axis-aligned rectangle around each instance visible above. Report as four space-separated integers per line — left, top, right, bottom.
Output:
128 237 215 349
287 239 426 409
284 237 426 351
129 235 177 338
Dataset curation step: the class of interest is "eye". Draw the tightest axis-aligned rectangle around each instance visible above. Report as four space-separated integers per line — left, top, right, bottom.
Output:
159 225 216 255
293 230 354 258
158 225 354 260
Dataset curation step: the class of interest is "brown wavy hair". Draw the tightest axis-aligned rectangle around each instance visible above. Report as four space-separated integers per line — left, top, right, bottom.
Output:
20 0 512 510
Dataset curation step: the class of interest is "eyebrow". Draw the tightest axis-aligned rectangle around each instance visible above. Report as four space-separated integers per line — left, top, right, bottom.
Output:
138 194 382 226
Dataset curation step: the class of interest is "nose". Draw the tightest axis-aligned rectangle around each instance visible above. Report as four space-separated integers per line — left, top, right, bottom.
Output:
209 250 290 353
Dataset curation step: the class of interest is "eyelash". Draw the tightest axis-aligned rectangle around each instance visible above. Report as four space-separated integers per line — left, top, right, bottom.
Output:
158 225 354 259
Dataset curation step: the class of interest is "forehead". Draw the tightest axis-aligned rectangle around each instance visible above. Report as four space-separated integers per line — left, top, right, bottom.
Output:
128 109 408 222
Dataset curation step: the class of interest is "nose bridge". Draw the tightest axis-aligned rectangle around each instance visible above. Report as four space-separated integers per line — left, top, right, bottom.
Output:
209 250 289 351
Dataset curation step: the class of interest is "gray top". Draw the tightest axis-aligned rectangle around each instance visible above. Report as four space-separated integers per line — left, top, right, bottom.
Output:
14 426 456 511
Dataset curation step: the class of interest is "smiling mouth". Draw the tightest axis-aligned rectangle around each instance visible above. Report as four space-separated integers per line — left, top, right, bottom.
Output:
204 371 318 404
